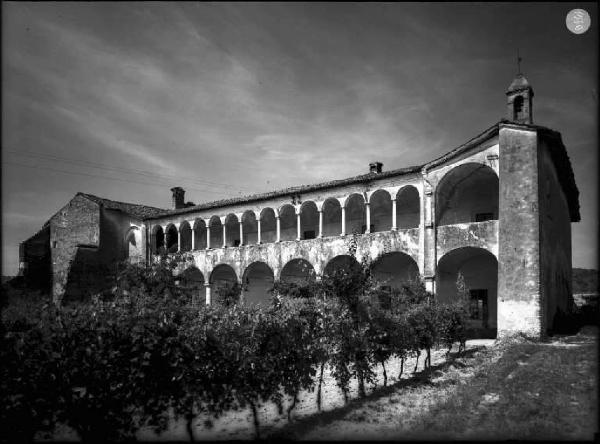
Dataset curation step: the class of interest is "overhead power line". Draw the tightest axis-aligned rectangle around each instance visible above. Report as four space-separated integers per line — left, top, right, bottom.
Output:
3 161 239 196
5 149 248 193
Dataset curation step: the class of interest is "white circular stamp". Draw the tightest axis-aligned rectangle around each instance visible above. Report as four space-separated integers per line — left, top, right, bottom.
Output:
566 9 591 34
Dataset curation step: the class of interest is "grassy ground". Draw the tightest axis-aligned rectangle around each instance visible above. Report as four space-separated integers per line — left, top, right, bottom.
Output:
275 326 598 441
42 327 597 441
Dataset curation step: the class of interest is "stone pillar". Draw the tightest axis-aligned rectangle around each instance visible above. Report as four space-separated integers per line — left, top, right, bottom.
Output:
318 209 323 238
296 212 301 241
423 178 436 294
206 225 211 249
392 199 397 231
257 219 262 244
276 216 281 242
365 202 371 233
497 124 543 338
177 229 181 252
222 224 227 248
191 223 195 251
204 283 212 305
239 221 244 246
341 207 346 235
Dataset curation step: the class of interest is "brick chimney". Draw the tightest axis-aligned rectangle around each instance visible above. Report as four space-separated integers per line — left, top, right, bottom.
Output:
369 161 383 174
171 187 185 209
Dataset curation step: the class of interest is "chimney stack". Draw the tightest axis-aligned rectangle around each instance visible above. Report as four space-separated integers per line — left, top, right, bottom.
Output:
369 161 383 174
171 187 185 209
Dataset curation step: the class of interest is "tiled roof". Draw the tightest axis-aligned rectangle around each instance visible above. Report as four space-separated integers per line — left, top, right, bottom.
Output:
80 120 580 224
145 121 504 221
144 165 423 220
78 193 166 219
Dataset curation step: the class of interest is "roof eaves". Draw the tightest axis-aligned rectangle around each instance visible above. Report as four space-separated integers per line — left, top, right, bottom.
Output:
144 165 423 220
423 121 501 171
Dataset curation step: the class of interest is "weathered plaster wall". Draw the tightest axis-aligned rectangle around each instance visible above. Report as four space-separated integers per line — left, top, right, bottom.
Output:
436 220 499 260
50 195 100 304
172 229 420 287
538 137 573 331
497 125 542 337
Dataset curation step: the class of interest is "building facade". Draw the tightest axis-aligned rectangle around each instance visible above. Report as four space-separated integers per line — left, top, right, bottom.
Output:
19 74 580 338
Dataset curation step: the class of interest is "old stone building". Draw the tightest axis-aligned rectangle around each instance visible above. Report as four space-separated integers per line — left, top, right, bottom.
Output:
19 73 580 338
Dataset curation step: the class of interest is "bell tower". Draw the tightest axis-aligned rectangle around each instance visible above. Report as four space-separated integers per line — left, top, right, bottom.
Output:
506 57 534 124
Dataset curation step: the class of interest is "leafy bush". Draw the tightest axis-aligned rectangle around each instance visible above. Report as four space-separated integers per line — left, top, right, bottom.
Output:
1 253 470 442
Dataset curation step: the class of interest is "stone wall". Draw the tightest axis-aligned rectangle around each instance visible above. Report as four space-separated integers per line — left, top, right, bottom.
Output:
20 225 52 292
538 136 573 331
50 194 100 304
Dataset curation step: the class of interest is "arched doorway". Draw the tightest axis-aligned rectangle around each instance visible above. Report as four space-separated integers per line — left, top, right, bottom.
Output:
279 204 296 241
280 258 316 284
193 219 207 250
242 210 258 245
396 186 420 229
152 226 165 255
210 264 239 305
345 193 366 234
179 221 192 252
208 216 222 249
165 224 178 253
300 201 319 239
179 266 205 306
260 208 277 244
370 252 419 289
323 254 361 278
436 247 498 338
224 214 240 247
436 163 499 226
370 189 392 232
242 262 274 306
322 198 342 237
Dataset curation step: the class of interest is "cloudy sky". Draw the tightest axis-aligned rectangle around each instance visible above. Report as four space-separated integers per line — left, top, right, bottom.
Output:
2 2 598 275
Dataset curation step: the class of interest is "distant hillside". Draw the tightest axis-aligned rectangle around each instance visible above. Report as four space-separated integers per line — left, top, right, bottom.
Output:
572 268 599 294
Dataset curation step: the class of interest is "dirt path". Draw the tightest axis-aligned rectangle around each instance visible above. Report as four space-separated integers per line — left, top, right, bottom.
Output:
272 329 597 441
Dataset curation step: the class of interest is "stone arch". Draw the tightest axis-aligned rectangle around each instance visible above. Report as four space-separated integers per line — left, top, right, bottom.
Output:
279 204 296 241
193 218 207 250
323 254 361 278
260 207 277 244
224 213 240 247
208 216 222 248
209 263 239 304
370 252 420 289
179 220 192 252
435 163 499 226
124 226 141 262
322 197 342 237
241 210 258 245
151 225 164 254
345 193 366 235
396 185 420 229
179 266 205 305
436 247 498 337
165 224 178 253
300 201 319 239
242 261 274 306
370 189 392 232
280 258 316 283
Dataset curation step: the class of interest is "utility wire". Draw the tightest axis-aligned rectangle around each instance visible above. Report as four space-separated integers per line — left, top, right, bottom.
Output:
3 161 237 197
5 149 248 193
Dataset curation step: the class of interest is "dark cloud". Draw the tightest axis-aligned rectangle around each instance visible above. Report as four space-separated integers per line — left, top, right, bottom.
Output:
2 2 597 273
